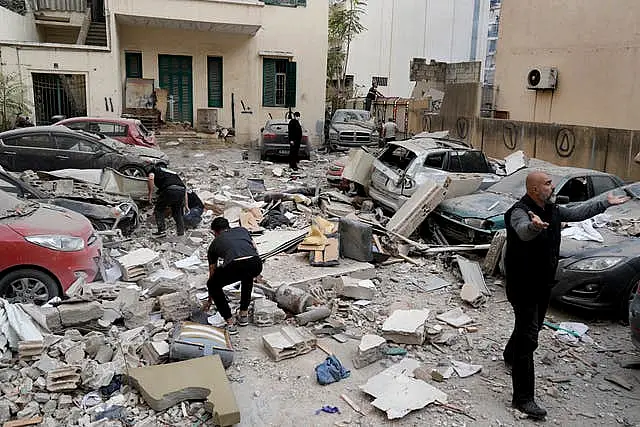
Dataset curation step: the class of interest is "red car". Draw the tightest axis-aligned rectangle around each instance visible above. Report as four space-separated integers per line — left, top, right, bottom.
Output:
0 190 102 304
55 117 157 147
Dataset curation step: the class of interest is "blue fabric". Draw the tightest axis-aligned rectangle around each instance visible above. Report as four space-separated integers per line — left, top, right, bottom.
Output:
183 207 203 228
315 355 350 385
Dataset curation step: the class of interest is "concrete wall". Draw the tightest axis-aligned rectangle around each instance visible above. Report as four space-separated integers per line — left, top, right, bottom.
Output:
419 115 640 181
410 59 481 85
494 0 640 129
347 0 490 98
0 6 40 42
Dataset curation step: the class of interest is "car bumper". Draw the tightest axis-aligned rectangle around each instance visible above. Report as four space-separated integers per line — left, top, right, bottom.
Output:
551 261 636 313
330 140 379 150
262 143 309 157
368 185 406 213
54 238 102 291
431 213 495 244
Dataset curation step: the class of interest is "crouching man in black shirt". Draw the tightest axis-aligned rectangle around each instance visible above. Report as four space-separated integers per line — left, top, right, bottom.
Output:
203 217 263 334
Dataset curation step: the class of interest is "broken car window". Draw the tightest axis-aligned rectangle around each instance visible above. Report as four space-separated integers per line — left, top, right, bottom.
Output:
424 153 445 169
379 146 416 171
455 151 491 173
332 111 370 123
557 177 588 202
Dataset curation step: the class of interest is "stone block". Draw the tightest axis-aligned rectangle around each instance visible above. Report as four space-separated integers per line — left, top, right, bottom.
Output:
46 367 81 392
19 304 61 332
262 326 317 362
336 277 376 300
251 299 286 327
18 341 43 361
158 292 192 322
382 309 430 345
58 302 103 327
353 334 386 369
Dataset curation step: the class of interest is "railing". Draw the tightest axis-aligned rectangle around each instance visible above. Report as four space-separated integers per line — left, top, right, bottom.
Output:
30 0 87 12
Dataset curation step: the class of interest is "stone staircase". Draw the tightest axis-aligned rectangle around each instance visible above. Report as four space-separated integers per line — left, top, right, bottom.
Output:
85 21 107 46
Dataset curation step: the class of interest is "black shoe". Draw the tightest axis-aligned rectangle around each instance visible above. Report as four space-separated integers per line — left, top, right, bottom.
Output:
513 400 547 420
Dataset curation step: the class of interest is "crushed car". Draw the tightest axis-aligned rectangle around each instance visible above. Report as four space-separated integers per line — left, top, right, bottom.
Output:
0 190 102 304
55 117 158 147
260 120 310 160
0 126 168 177
327 109 379 151
551 183 640 318
368 138 501 212
0 168 138 235
432 161 625 244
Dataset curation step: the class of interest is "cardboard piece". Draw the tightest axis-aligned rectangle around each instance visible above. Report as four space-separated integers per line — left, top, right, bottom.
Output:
128 355 240 426
386 178 449 237
310 236 340 266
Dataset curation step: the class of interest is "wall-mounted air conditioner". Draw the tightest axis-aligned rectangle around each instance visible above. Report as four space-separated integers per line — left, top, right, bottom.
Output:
526 67 558 90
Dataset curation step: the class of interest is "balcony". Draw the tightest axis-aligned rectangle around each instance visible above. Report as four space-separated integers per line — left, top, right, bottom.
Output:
30 0 87 12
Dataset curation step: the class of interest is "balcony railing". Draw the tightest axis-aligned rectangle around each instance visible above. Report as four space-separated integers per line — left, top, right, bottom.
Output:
30 0 87 12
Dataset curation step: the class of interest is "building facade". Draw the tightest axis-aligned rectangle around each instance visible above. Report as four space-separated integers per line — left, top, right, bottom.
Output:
346 0 491 98
0 0 328 144
494 0 640 129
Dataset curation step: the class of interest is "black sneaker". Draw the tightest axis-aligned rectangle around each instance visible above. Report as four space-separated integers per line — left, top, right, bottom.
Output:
513 400 547 420
237 312 249 327
226 322 238 335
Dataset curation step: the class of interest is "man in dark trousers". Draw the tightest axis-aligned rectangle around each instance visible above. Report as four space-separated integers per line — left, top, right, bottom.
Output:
364 82 383 112
288 111 303 170
203 217 263 334
147 165 187 237
503 171 628 419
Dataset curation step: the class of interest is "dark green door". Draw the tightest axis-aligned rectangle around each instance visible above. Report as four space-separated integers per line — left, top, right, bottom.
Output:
158 55 193 124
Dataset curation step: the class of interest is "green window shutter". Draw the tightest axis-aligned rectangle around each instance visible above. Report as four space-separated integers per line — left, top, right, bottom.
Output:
285 61 297 108
263 59 276 107
125 52 142 79
262 0 279 4
207 57 223 108
297 0 306 6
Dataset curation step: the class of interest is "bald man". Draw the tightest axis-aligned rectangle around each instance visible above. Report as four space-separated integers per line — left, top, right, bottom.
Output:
503 171 628 419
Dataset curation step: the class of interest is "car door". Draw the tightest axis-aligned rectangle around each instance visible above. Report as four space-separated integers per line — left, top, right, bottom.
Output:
53 132 104 170
589 175 622 198
0 132 56 171
556 176 589 203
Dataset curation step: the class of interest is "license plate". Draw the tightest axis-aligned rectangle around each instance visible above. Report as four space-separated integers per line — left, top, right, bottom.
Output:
277 149 289 155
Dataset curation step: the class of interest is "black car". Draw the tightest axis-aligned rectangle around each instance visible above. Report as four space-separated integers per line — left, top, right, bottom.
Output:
260 120 310 161
552 182 640 318
630 286 640 348
0 126 168 177
0 168 138 235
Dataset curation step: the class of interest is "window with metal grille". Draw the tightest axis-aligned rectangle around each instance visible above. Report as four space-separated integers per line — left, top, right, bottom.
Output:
207 57 223 108
263 58 296 107
31 73 87 125
125 52 143 78
372 76 388 87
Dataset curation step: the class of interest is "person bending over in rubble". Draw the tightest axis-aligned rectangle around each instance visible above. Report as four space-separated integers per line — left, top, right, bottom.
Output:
146 164 187 237
202 217 263 334
183 189 204 229
502 170 628 420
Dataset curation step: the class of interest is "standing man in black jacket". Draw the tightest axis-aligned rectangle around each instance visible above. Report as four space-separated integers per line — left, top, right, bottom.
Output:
503 171 628 419
147 165 187 237
287 111 303 170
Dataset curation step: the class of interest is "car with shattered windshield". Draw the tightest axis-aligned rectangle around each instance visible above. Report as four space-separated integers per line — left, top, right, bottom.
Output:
368 138 501 212
327 109 379 150
0 190 102 304
0 126 168 177
550 182 640 318
432 161 624 244
0 168 138 236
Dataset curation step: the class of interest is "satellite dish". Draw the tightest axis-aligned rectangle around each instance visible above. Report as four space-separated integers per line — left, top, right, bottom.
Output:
527 69 541 87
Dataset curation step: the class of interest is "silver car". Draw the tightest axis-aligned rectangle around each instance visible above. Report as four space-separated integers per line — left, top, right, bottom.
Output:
369 138 500 212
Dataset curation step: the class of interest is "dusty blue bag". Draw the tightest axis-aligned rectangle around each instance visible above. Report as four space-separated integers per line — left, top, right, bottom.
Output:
315 355 350 385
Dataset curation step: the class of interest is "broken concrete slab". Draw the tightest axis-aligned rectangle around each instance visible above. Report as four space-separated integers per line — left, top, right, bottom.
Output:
46 367 81 392
262 326 317 362
443 175 483 200
353 334 386 369
360 358 447 419
57 301 103 327
18 341 43 361
341 148 375 188
457 255 491 307
141 269 185 297
336 277 376 300
251 299 286 327
254 229 309 260
117 248 161 281
141 341 170 365
436 307 473 328
18 304 61 332
504 150 529 175
128 355 240 426
382 309 430 345
483 229 506 276
295 306 331 326
386 178 449 238
158 292 192 322
451 360 482 378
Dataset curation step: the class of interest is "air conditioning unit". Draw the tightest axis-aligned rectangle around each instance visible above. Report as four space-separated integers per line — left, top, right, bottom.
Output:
526 67 558 90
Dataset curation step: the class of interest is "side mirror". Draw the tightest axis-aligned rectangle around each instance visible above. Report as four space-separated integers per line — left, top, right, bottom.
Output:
556 195 570 205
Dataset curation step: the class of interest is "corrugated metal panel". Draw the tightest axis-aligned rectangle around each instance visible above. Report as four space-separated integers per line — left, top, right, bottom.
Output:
33 0 86 12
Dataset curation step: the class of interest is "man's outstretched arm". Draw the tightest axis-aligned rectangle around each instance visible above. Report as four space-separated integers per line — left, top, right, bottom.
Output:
559 193 629 222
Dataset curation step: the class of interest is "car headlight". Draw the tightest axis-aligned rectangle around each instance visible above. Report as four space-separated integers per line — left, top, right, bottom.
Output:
462 218 494 229
25 235 85 252
567 256 626 271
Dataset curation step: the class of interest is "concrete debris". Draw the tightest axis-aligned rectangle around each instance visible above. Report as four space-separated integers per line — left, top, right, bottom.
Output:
141 269 185 297
158 292 193 322
141 341 170 365
382 309 430 345
456 256 491 307
57 301 104 327
18 341 43 360
386 178 449 237
295 306 331 326
262 326 317 361
81 360 116 389
341 148 375 188
117 248 161 281
504 150 529 175
275 285 314 314
483 229 506 276
436 307 474 328
169 322 234 368
360 358 447 419
128 355 240 426
46 367 81 392
251 299 286 327
353 334 386 369
451 360 482 378
336 277 376 300
0 299 44 350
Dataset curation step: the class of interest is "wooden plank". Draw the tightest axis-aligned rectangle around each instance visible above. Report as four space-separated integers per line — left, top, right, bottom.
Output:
3 416 44 427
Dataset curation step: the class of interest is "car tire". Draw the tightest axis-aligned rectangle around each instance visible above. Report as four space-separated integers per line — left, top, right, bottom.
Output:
0 269 60 305
119 165 147 177
621 274 640 321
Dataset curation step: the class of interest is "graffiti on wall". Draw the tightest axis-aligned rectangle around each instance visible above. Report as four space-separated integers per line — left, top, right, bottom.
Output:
503 122 518 150
555 128 576 157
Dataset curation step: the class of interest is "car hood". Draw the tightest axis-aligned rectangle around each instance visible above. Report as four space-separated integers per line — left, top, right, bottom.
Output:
436 191 517 228
331 122 375 132
120 144 167 160
6 203 91 237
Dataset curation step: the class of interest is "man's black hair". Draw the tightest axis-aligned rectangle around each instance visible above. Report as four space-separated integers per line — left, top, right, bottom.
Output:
211 217 230 232
294 111 301 117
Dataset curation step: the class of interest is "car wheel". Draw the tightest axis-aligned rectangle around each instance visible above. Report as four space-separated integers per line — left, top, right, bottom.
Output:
120 165 147 177
0 269 60 305
621 274 640 321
